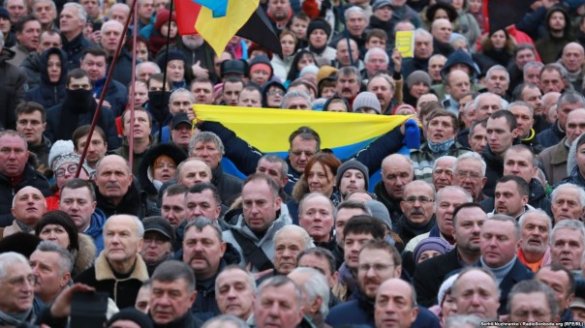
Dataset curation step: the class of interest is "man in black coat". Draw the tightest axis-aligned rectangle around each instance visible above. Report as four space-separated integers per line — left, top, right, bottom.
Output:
414 203 486 307
0 130 50 226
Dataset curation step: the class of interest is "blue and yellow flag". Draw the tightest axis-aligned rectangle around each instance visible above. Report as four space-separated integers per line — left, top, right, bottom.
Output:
195 105 409 159
175 0 282 56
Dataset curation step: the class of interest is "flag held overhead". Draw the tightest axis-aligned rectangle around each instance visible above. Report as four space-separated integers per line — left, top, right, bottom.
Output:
175 0 282 57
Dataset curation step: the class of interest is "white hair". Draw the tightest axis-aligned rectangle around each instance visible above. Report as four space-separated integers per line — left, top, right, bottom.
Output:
364 47 389 64
518 209 552 244
274 225 315 250
0 252 29 280
551 183 585 208
100 19 123 33
289 267 330 317
454 152 487 176
104 215 145 238
63 2 87 24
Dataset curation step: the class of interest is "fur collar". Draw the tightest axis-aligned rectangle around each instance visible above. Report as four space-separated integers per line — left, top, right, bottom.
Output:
94 252 149 282
74 233 97 274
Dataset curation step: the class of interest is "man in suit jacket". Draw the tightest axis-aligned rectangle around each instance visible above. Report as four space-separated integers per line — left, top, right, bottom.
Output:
414 203 487 307
479 214 534 314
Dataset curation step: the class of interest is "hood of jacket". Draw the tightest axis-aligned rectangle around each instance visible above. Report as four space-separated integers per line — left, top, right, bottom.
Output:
223 207 290 244
86 208 107 238
40 47 67 85
137 143 187 195
440 49 480 79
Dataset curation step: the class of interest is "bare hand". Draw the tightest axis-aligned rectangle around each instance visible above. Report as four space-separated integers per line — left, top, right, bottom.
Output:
191 61 209 79
391 48 402 73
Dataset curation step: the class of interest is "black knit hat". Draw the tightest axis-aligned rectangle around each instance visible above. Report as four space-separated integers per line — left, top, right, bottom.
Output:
336 159 370 190
156 50 186 70
106 308 153 328
307 18 332 39
0 233 41 257
34 210 79 252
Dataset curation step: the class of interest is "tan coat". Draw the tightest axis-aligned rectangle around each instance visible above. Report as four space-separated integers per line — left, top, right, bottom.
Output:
538 139 569 186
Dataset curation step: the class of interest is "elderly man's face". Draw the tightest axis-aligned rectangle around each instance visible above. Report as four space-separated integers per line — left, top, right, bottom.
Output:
551 228 585 271
11 186 46 225
551 188 584 222
254 282 304 328
520 213 549 256
30 250 70 302
453 270 500 319
274 231 305 275
95 156 133 201
536 266 573 312
509 291 554 323
436 188 468 238
335 73 360 100
216 269 255 319
400 183 435 226
182 225 226 279
191 141 222 169
375 279 418 328
432 158 455 190
150 278 196 325
485 70 509 96
104 215 143 265
0 260 34 313
381 158 413 199
299 195 334 243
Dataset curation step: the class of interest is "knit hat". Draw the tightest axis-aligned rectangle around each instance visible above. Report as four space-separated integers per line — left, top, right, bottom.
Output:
154 9 176 31
0 233 41 258
413 237 453 263
300 64 319 77
156 49 186 71
406 70 432 89
248 55 273 78
317 65 337 85
51 152 82 172
106 308 153 328
307 18 332 38
336 159 370 191
352 91 381 113
35 211 79 252
373 0 393 11
437 273 459 305
48 140 74 170
0 8 9 20
366 200 393 231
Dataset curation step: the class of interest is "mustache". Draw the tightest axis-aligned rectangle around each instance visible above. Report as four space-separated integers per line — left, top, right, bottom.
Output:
410 209 425 215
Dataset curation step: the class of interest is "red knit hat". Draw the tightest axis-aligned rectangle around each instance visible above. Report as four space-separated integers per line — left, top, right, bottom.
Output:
154 9 176 31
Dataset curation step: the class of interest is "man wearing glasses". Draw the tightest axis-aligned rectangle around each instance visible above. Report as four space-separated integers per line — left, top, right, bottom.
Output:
396 180 436 245
453 152 489 203
327 239 440 327
0 252 37 326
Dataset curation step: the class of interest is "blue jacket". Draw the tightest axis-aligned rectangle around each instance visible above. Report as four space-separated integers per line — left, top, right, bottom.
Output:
92 78 128 117
536 121 564 149
326 290 440 328
84 208 106 254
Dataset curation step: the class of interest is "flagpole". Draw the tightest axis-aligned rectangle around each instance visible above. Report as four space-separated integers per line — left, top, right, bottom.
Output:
127 0 140 171
75 0 138 178
158 0 175 143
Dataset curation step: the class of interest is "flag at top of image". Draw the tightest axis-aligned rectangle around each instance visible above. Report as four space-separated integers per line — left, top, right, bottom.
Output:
174 0 282 56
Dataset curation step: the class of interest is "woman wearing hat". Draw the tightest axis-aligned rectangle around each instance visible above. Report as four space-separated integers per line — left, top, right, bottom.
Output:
45 141 90 211
138 143 187 204
403 70 433 107
306 18 335 66
475 28 517 71
35 210 97 275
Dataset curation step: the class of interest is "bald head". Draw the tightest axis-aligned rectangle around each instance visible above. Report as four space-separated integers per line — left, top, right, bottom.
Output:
431 18 452 43
561 42 585 73
375 278 419 328
95 155 133 204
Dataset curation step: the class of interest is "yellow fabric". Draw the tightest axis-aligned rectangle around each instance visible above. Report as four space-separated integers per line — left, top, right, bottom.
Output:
194 0 259 55
194 105 410 153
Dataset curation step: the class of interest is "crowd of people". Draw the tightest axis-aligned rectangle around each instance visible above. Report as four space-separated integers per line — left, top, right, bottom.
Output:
2 0 585 327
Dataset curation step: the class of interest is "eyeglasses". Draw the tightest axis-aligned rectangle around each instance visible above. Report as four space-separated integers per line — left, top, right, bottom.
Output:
268 89 284 96
358 263 395 272
55 164 79 177
404 196 433 204
291 150 314 157
455 170 482 179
